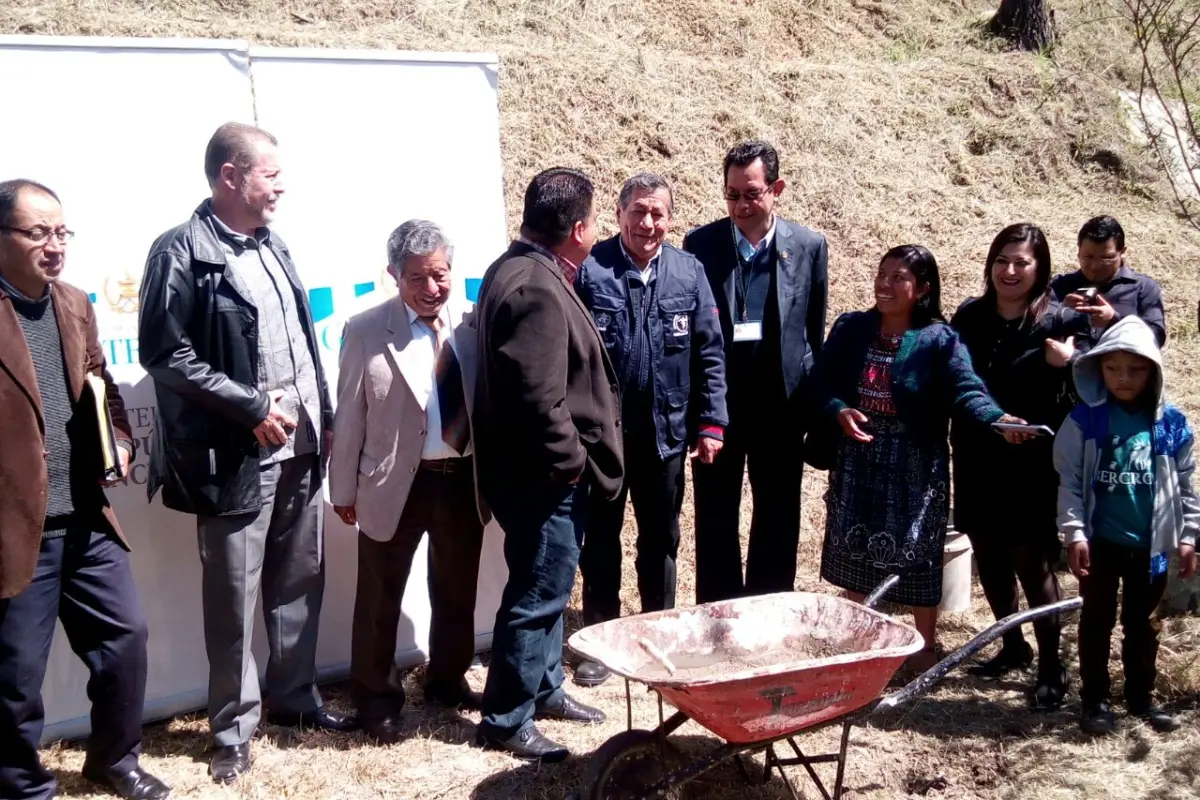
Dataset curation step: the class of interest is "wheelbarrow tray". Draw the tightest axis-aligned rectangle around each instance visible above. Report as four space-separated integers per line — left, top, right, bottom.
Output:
567 591 923 744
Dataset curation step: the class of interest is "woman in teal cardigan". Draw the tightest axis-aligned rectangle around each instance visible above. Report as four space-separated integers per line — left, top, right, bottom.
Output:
810 244 1021 671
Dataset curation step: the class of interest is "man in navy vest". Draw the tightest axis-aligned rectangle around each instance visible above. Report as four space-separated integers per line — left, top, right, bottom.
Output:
682 141 829 604
574 173 727 686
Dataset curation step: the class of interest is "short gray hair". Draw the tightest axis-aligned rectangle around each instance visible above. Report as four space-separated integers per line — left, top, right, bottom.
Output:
618 172 674 212
386 219 453 273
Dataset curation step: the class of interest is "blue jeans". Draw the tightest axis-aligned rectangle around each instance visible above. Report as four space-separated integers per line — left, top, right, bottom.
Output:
479 484 587 738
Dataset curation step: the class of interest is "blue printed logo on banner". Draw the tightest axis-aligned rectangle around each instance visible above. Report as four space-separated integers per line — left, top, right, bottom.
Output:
92 274 482 367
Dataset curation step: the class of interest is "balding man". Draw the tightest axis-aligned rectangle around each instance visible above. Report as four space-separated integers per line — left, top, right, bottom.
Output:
0 179 169 800
139 122 355 784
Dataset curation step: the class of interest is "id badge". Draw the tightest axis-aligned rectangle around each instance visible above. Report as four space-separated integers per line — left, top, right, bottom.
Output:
733 321 763 342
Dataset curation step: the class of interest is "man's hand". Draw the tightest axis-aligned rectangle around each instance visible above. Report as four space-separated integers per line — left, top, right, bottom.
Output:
1044 336 1076 368
690 437 724 464
837 408 872 443
102 444 134 487
1067 540 1091 579
253 389 297 447
334 505 357 526
1071 293 1117 329
1180 543 1197 579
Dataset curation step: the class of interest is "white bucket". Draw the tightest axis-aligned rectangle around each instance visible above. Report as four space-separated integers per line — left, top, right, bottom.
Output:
939 529 974 613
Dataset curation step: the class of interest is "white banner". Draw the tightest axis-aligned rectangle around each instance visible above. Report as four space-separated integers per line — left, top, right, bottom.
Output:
0 36 509 742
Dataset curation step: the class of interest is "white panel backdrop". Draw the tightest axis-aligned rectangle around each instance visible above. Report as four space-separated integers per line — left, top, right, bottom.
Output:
0 36 509 743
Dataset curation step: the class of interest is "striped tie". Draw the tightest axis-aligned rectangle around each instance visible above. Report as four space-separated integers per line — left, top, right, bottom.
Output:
420 317 470 455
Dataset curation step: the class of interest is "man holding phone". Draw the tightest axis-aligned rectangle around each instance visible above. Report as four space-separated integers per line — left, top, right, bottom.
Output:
139 123 356 784
1049 215 1166 355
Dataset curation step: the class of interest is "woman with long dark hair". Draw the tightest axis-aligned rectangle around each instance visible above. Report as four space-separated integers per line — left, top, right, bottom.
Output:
951 223 1088 709
810 245 1023 672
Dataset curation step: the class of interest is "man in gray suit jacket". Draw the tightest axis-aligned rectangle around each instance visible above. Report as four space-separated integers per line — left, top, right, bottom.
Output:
682 140 829 604
329 220 486 745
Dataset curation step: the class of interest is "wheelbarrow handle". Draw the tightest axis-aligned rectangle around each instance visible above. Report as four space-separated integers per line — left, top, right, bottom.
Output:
873 595 1084 712
863 574 901 610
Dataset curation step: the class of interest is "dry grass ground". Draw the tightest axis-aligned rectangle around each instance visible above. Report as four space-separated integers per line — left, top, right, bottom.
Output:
6 0 1200 797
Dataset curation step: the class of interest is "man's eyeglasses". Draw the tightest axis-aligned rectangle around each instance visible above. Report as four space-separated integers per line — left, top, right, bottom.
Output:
0 225 76 244
723 187 771 203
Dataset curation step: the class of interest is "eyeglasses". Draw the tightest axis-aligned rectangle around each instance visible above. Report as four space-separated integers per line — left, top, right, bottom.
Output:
1 225 75 244
723 186 771 203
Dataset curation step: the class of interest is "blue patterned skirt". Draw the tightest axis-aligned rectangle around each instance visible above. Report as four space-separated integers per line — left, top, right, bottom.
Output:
820 416 950 607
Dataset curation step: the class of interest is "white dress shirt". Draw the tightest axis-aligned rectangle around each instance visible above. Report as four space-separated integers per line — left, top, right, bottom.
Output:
403 302 473 460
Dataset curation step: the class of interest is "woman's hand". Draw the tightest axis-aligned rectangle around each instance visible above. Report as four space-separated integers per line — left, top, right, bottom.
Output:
837 408 873 443
995 413 1033 444
1044 336 1075 368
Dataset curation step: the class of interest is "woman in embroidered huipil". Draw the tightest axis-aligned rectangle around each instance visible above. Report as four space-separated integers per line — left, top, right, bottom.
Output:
810 245 1021 671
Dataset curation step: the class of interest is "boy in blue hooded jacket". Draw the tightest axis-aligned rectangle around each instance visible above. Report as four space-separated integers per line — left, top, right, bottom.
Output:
1054 316 1199 735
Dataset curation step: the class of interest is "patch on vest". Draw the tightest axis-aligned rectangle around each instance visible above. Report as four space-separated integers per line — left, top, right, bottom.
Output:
672 313 689 336
594 311 611 331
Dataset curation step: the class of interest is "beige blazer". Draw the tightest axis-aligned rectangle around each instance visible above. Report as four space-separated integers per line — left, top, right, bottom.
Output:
329 295 487 541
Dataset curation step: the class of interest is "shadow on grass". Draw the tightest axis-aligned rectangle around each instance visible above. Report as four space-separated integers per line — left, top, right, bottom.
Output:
469 732 881 800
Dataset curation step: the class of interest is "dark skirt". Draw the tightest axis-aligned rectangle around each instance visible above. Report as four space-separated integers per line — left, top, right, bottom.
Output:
821 416 950 607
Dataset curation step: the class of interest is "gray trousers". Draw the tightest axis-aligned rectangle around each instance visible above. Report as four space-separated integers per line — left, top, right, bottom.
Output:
196 454 325 746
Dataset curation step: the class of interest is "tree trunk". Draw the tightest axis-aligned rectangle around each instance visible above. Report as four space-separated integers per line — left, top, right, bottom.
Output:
990 0 1058 52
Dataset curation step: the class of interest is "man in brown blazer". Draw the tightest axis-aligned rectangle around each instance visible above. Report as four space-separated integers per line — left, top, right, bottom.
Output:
329 220 486 744
473 168 624 761
0 179 169 800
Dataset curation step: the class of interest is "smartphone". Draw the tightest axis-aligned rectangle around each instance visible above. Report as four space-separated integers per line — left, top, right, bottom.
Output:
1078 287 1099 302
991 422 1055 436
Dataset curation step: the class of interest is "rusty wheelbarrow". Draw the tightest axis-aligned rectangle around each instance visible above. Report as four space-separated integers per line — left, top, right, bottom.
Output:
567 575 1080 800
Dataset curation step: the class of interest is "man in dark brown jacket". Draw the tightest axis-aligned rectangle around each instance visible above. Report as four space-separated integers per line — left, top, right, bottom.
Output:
473 168 624 761
0 179 169 799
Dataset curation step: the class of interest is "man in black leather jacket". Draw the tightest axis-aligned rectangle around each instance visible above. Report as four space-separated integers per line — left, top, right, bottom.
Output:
138 122 355 784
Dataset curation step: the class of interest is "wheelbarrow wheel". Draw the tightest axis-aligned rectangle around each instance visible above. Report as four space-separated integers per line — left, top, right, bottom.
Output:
583 729 683 800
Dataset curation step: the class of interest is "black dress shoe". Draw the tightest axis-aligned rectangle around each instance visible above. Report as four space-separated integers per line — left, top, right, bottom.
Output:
1130 703 1182 733
209 743 251 784
476 725 569 762
1079 701 1119 736
82 766 171 799
267 707 361 732
573 659 612 687
425 677 484 710
363 714 405 745
536 693 606 724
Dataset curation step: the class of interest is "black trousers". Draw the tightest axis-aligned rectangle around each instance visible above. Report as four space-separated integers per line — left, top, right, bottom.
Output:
967 527 1063 677
0 529 149 800
1078 537 1168 708
350 463 485 721
579 436 684 624
692 417 804 604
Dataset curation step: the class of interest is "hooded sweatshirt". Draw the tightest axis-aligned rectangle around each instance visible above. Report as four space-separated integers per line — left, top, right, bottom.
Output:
1053 316 1200 580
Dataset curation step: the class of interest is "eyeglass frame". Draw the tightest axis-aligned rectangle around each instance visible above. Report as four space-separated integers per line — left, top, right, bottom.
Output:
0 225 76 244
722 186 775 203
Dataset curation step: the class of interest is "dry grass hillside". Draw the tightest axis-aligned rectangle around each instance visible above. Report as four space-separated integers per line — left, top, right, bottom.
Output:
7 0 1200 798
